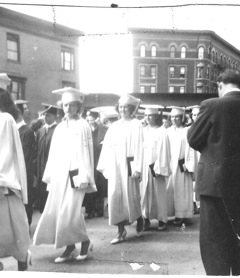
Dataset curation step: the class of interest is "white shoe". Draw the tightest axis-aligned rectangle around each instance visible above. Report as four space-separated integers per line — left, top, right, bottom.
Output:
111 229 127 244
76 241 93 261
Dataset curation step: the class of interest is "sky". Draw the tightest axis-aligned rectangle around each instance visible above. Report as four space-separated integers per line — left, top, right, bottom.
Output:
1 0 240 93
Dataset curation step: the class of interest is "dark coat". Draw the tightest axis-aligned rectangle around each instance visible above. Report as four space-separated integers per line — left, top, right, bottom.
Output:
35 124 57 187
187 91 240 201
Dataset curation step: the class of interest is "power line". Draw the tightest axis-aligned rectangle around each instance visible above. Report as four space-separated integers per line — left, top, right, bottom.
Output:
0 2 240 9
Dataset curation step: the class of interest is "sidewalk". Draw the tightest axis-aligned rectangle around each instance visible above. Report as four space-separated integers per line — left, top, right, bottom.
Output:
1 210 205 275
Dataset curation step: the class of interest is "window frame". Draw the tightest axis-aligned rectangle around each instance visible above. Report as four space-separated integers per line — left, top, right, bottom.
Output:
198 47 204 59
7 33 20 62
180 46 186 58
140 45 146 57
61 46 75 71
151 45 157 57
170 45 176 58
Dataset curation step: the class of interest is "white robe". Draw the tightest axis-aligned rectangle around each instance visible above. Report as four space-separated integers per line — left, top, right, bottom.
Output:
167 125 195 218
33 118 96 249
0 112 29 261
97 118 143 226
141 126 171 222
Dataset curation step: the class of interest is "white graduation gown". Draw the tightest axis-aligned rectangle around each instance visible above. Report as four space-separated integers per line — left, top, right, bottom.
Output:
167 125 195 218
97 118 143 226
33 118 96 249
141 126 171 222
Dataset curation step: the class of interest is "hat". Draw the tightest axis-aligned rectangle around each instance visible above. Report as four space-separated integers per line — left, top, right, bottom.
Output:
52 87 84 103
90 106 118 119
15 100 29 115
118 95 141 107
0 73 11 90
186 105 200 115
40 103 60 116
15 100 29 105
141 104 164 115
167 106 185 116
87 110 99 119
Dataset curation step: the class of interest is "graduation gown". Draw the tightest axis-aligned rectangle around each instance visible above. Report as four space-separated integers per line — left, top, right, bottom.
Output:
33 118 96 249
0 112 29 261
97 118 143 226
167 125 195 218
141 126 171 222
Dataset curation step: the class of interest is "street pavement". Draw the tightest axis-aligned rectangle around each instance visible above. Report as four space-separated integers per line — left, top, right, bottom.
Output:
1 210 206 275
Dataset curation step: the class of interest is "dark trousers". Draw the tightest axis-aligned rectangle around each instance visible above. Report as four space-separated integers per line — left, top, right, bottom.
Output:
200 195 240 275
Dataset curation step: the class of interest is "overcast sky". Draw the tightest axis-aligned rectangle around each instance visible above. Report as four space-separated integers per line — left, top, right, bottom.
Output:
1 0 240 93
1 0 240 49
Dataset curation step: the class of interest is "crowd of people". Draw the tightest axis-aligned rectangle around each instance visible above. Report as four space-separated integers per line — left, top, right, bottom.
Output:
1 69 240 275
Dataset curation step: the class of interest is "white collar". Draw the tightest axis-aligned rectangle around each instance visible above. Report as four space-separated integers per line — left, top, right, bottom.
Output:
16 119 26 129
222 88 240 97
44 121 57 129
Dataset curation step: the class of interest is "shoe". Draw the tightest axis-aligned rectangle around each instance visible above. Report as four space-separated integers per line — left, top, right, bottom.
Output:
54 245 76 263
136 217 144 237
143 218 151 231
18 250 32 271
111 228 127 244
76 240 93 261
173 218 183 226
158 221 167 231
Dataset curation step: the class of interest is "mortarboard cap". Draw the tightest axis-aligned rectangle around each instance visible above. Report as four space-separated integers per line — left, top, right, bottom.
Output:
167 106 185 116
87 110 99 119
118 94 141 107
52 87 84 103
141 104 164 115
186 105 200 114
40 103 60 116
0 73 11 90
15 100 29 105
90 106 119 119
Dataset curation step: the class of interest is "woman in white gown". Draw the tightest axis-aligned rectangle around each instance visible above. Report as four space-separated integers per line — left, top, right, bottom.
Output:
33 87 96 263
97 95 144 244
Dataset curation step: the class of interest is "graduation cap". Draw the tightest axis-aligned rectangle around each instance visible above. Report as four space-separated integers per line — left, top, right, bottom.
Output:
86 110 99 119
0 73 11 90
186 105 200 115
15 99 29 114
52 87 85 103
39 103 60 116
141 104 164 115
90 106 118 119
166 106 185 116
118 94 141 107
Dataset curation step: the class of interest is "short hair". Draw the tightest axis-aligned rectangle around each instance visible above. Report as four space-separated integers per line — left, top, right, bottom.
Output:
217 69 240 88
115 103 136 116
0 88 19 121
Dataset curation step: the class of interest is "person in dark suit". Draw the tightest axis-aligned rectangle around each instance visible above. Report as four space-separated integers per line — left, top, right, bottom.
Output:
15 100 36 227
84 110 108 218
34 104 58 213
187 69 240 276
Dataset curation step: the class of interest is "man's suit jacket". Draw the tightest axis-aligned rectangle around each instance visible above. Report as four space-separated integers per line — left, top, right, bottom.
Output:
187 91 240 201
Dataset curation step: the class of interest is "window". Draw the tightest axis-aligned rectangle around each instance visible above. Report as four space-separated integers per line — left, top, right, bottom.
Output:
151 45 157 57
140 45 146 57
169 66 175 78
169 86 174 93
197 67 204 78
151 66 156 78
62 81 75 88
206 67 210 79
10 77 25 101
170 46 176 58
196 83 203 93
212 50 215 62
223 56 226 66
140 65 145 76
198 47 204 59
228 59 231 68
220 54 223 65
216 52 218 64
140 86 145 93
150 86 156 93
7 33 20 61
181 46 186 58
180 86 185 94
61 46 74 71
180 67 186 78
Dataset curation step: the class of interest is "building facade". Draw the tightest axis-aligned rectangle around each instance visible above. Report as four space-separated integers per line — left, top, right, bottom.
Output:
128 27 240 106
0 7 82 122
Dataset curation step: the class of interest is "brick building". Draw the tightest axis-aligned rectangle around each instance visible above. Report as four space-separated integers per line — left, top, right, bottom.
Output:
127 27 240 107
0 7 82 122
